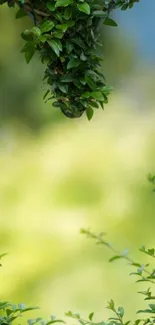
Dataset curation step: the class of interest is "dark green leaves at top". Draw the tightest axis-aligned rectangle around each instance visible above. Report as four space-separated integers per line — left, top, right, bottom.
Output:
9 0 139 119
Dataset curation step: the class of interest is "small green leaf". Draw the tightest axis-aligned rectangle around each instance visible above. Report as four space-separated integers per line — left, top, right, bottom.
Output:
77 2 90 14
104 18 118 27
48 39 62 57
46 320 65 325
88 312 94 321
31 27 41 37
25 48 35 64
21 30 34 41
149 304 155 311
56 24 68 32
67 58 80 69
58 84 68 93
118 307 124 318
107 299 115 310
41 21 54 33
80 52 87 61
86 106 94 120
64 7 72 20
91 91 104 101
43 90 50 100
121 3 128 10
47 2 56 11
53 31 64 39
16 8 27 19
109 255 122 262
92 10 106 17
55 0 73 7
82 92 91 99
124 321 130 325
89 101 99 108
85 75 97 90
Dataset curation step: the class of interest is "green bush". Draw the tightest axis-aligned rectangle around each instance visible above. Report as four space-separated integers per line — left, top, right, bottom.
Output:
0 0 139 118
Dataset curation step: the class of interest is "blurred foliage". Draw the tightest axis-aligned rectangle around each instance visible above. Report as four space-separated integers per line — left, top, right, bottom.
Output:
0 101 155 318
0 6 64 130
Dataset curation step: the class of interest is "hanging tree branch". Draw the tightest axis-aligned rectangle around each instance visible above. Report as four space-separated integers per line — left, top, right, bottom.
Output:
0 0 140 119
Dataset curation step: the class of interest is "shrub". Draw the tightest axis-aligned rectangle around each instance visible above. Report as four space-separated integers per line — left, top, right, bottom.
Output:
0 0 139 118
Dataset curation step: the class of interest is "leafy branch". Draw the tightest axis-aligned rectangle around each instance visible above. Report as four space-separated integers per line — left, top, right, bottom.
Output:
0 0 140 119
80 229 155 285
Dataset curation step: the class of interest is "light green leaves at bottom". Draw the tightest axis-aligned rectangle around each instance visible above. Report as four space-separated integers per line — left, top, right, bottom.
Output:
77 2 90 14
47 39 62 57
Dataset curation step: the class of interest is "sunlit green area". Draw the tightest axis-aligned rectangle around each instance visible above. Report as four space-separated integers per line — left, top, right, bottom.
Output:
0 2 155 325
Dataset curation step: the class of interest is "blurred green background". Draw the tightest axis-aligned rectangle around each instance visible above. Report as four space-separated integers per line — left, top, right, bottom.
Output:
0 0 155 323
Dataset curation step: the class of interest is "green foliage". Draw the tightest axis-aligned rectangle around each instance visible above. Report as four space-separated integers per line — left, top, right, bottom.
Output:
0 0 139 118
2 223 155 325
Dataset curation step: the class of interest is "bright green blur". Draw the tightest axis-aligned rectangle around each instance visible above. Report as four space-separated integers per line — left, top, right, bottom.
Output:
0 4 155 325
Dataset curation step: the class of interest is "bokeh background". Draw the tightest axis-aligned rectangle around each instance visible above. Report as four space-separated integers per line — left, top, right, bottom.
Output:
0 0 155 323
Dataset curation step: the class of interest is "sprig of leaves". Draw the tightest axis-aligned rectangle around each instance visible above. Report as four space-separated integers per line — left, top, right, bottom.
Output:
80 228 155 284
2 220 155 325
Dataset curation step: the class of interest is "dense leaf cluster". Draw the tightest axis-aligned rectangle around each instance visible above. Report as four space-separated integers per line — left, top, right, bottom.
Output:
0 0 139 118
